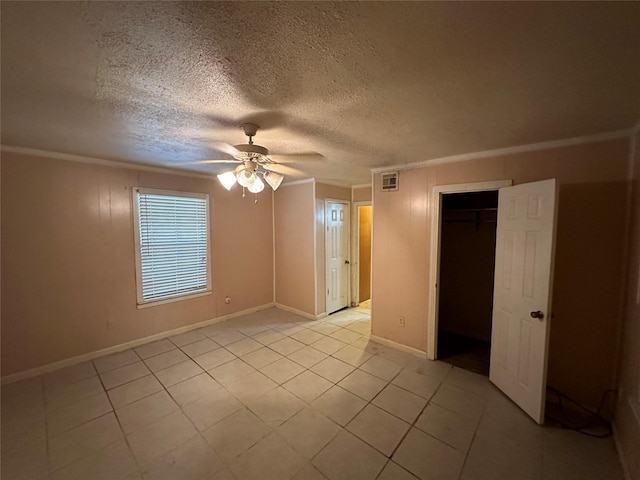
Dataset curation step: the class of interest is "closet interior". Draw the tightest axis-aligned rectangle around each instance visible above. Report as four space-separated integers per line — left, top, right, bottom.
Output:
437 190 499 376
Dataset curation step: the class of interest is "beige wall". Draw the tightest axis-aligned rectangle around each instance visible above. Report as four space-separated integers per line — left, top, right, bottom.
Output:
371 138 630 407
317 183 352 202
273 181 351 317
274 182 316 316
358 206 372 303
315 183 351 315
614 128 640 480
1 152 274 376
352 185 372 203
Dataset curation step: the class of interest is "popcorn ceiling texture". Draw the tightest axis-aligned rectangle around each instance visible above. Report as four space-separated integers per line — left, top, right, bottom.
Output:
1 2 639 184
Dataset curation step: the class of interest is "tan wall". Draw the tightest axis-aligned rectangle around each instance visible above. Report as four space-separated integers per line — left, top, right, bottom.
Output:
317 183 352 202
1 152 274 376
315 183 351 315
358 206 372 302
438 209 496 342
274 182 315 315
614 128 640 480
352 185 372 203
371 138 630 407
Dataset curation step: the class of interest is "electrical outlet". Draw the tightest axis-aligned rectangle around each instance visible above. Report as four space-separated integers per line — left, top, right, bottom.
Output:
398 316 405 327
225 296 231 304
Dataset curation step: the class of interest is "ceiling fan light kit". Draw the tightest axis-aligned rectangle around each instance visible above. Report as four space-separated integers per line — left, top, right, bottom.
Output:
263 170 284 190
217 171 238 191
212 123 286 199
235 163 257 188
248 176 265 193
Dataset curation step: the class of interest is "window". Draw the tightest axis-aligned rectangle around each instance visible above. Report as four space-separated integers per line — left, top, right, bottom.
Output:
133 188 211 306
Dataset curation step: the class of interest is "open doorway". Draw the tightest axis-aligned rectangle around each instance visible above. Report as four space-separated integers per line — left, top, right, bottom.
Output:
437 191 498 376
358 205 372 304
352 202 372 313
426 180 511 369
428 179 557 423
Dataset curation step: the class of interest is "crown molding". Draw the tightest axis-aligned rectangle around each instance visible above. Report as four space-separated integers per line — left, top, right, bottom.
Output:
370 128 635 174
1 145 216 180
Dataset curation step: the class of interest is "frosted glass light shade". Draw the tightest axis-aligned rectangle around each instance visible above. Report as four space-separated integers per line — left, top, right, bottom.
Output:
217 171 237 190
248 176 265 193
235 166 256 187
263 171 284 191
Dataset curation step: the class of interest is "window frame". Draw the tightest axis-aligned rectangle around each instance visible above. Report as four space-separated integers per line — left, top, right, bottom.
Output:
132 187 212 309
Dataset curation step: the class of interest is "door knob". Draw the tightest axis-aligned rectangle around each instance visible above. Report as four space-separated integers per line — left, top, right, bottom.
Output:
530 311 544 320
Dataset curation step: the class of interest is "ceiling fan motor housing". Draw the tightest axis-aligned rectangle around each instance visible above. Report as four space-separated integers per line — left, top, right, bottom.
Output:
241 123 259 137
234 143 269 158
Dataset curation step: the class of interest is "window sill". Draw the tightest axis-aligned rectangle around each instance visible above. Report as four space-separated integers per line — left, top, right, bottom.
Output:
136 290 212 309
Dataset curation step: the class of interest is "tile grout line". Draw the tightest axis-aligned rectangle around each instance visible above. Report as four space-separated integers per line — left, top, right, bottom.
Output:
42 309 443 479
95 349 143 480
128 343 220 475
299 356 422 477
163 338 257 477
12 307 621 479
301 353 430 479
347 365 425 461
8 309 349 479
46 361 135 477
336 361 485 479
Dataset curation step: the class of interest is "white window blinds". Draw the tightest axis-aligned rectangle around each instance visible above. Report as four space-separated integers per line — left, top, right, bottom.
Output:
133 188 211 305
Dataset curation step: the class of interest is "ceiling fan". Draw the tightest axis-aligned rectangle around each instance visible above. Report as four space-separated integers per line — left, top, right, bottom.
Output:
194 123 321 196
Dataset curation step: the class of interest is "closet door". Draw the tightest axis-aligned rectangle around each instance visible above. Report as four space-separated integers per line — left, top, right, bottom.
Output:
490 179 558 424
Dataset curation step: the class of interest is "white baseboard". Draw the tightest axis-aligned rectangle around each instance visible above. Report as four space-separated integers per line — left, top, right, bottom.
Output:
274 303 321 320
370 334 427 358
1 302 275 385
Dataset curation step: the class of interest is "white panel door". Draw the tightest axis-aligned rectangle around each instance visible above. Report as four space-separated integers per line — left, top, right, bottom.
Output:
490 179 558 424
326 201 350 314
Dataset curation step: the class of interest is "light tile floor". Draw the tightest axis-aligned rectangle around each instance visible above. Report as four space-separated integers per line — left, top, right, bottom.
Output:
1 307 624 480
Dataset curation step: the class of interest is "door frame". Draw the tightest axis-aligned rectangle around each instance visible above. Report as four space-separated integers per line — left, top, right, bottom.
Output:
426 180 512 360
351 201 372 307
325 199 351 314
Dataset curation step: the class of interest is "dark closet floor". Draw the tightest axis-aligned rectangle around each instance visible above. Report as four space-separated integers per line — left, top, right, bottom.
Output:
437 331 490 377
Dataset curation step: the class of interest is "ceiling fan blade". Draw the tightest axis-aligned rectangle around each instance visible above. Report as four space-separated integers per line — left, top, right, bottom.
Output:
171 159 242 166
196 159 242 164
269 153 325 164
261 163 308 177
209 141 241 157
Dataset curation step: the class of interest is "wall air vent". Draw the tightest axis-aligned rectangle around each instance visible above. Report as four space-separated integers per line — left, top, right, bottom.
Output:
381 172 399 191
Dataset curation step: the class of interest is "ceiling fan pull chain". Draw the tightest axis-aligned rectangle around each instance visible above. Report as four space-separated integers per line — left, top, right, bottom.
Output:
254 193 258 204
242 187 246 198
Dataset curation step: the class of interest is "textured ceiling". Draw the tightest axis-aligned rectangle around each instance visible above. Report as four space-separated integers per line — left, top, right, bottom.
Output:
2 2 639 185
